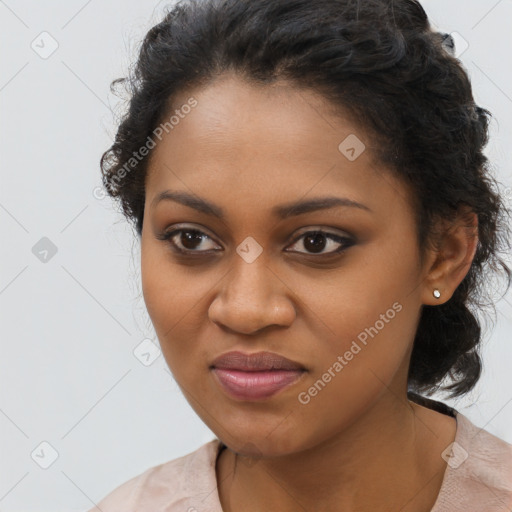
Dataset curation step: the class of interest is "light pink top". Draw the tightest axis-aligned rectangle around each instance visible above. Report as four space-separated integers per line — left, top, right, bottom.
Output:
87 410 512 511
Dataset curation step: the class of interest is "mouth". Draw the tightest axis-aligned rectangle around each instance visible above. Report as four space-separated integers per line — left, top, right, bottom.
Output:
210 351 307 400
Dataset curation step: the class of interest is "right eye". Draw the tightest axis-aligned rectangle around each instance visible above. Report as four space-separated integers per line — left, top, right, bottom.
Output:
156 227 222 255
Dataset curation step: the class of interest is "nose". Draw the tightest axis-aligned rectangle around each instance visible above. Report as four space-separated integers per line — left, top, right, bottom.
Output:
208 254 296 335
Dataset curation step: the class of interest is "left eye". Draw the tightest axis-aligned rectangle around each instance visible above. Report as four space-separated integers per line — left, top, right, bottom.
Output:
285 230 353 255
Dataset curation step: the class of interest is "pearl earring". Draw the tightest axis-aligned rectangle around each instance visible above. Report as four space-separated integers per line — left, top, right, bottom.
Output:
433 289 441 299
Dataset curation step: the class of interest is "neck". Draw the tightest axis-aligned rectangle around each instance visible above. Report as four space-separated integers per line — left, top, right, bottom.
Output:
216 393 454 512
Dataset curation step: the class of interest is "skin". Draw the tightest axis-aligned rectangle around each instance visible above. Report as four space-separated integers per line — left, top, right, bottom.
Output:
140 72 478 512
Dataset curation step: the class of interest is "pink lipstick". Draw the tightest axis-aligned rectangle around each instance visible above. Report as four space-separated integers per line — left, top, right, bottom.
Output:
210 351 306 400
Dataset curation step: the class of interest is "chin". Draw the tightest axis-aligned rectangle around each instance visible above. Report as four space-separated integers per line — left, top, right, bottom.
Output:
215 424 307 459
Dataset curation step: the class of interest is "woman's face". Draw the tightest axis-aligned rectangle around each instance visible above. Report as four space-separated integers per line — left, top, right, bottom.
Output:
141 73 433 456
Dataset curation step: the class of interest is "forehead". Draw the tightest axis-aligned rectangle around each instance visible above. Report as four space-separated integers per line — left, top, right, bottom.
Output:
145 73 412 219
150 73 370 168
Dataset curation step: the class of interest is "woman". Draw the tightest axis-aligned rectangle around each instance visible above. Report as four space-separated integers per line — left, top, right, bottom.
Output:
89 0 512 510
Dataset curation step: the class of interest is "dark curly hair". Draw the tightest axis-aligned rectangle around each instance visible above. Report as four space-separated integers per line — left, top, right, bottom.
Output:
100 0 512 400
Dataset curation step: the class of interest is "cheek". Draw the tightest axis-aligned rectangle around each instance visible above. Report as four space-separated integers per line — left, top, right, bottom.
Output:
289 244 420 356
141 246 170 326
287 245 421 414
140 245 215 379
296 277 417 383
141 245 186 352
141 242 196 328
287 297 418 453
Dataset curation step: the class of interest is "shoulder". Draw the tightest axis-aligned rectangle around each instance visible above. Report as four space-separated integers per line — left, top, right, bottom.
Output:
432 410 512 512
86 438 224 512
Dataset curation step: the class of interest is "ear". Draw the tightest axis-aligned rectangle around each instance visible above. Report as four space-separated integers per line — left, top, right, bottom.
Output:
421 205 479 306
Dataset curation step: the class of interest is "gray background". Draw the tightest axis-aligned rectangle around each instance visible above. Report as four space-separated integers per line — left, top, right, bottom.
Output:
1 1 511 510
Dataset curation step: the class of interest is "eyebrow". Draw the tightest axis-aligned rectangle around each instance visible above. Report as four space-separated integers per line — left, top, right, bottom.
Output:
151 190 372 219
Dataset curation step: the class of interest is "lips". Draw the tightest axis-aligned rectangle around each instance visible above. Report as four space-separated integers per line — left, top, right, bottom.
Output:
210 351 306 400
211 350 306 371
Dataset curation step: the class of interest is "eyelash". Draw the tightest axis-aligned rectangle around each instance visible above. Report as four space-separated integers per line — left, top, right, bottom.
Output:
155 226 355 258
